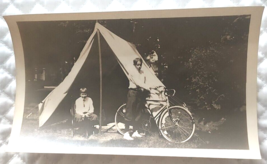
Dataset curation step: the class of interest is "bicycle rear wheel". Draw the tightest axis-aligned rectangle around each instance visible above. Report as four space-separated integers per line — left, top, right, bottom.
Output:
115 104 133 135
159 106 195 143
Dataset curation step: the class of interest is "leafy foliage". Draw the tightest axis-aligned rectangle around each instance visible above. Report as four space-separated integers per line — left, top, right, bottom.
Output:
184 46 224 110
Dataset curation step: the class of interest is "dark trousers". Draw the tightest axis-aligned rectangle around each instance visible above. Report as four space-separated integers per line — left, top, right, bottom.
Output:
125 89 146 132
75 114 98 134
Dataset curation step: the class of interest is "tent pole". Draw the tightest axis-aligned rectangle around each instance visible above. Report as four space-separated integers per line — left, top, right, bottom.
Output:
97 28 103 134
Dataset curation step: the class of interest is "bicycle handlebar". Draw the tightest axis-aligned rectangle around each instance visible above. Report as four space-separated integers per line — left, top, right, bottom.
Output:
149 87 176 97
165 89 176 97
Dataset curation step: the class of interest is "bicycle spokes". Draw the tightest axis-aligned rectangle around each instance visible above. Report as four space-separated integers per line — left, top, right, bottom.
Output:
159 106 195 143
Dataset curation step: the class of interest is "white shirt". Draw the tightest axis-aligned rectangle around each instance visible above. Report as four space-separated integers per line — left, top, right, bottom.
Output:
75 97 94 115
128 69 149 90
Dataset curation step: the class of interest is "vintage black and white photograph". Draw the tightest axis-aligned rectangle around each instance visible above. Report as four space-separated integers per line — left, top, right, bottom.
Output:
5 8 263 158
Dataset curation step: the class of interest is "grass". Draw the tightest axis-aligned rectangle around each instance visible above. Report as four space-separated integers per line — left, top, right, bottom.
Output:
21 117 203 148
20 103 240 149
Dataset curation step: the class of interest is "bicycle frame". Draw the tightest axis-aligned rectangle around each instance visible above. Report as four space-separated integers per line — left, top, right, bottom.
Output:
145 97 170 126
145 88 178 126
115 88 195 143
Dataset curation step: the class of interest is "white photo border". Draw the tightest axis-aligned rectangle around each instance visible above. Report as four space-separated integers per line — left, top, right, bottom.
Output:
4 6 264 159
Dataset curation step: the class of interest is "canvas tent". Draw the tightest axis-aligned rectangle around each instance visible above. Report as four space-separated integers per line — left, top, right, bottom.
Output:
38 22 165 128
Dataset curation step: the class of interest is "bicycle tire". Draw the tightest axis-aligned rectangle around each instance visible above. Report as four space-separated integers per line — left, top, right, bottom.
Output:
115 104 133 135
159 106 195 143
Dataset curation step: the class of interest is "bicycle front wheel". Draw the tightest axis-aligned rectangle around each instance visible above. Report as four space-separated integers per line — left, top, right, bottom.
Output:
115 104 132 135
159 106 195 143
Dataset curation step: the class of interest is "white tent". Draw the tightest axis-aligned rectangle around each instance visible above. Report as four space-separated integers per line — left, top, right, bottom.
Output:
38 22 165 128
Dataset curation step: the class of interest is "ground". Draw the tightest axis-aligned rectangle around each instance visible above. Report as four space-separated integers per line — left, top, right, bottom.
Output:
20 103 248 149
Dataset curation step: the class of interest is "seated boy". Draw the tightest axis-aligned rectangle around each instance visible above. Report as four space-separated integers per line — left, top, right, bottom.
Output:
73 88 98 136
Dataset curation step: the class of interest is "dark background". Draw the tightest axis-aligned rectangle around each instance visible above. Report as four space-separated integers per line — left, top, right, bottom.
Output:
18 15 250 149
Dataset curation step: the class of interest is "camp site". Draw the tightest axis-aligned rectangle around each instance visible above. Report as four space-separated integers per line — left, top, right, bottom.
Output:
19 17 249 149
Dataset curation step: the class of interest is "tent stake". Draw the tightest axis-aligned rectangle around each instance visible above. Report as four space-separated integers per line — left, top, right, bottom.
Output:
97 28 103 134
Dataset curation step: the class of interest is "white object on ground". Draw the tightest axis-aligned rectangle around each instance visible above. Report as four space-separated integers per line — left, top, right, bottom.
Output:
123 132 134 140
132 131 142 138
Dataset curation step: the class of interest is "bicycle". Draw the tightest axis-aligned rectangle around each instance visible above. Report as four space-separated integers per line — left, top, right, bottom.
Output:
115 87 195 143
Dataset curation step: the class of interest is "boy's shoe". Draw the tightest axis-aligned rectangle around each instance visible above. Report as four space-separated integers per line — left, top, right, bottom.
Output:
132 131 142 138
123 132 134 140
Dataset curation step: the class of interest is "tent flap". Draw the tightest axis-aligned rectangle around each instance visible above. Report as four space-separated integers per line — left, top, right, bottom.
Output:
96 23 164 88
38 29 96 127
